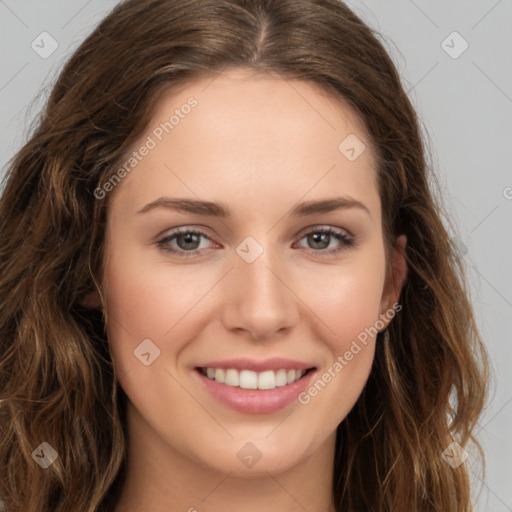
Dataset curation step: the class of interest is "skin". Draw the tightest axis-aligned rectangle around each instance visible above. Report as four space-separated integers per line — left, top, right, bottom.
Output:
90 68 407 512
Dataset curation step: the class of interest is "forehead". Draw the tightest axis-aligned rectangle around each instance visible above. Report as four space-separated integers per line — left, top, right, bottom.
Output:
110 68 380 219
148 68 372 157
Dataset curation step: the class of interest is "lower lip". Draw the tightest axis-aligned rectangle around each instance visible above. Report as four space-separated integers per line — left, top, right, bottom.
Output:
194 369 317 414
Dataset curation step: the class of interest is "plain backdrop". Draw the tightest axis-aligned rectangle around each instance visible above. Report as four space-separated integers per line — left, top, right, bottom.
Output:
0 1 511 510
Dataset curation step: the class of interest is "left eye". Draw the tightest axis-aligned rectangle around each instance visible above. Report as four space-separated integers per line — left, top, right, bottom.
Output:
295 228 355 255
156 228 214 257
157 227 355 258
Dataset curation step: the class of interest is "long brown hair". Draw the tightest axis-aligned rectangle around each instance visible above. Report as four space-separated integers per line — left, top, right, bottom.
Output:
0 0 488 510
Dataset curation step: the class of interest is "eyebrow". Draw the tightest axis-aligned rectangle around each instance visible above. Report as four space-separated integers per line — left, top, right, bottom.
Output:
137 196 371 218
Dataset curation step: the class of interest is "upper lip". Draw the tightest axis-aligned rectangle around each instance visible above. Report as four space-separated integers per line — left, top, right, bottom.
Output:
196 357 316 372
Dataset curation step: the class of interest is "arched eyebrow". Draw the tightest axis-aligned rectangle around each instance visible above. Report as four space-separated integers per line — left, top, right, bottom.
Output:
136 196 371 219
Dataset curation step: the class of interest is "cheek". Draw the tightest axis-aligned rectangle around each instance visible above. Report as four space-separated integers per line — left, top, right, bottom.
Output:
102 240 235 389
332 274 384 347
102 246 214 424
104 235 386 352
102 242 199 375
104 228 386 395
103 234 216 335
293 249 386 421
300 248 386 351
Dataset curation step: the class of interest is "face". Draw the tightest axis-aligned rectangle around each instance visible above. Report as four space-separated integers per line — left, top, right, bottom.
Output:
99 68 406 476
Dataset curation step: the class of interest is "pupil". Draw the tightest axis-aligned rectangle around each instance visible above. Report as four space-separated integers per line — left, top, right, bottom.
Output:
310 232 329 249
178 233 199 250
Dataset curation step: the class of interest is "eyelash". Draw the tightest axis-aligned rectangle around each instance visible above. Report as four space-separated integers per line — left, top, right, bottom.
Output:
156 226 356 258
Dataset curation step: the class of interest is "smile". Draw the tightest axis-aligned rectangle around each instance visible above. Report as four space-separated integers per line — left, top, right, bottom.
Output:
198 367 312 390
194 362 317 414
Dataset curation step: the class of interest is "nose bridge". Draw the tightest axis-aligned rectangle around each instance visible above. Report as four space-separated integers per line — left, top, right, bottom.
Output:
222 233 299 338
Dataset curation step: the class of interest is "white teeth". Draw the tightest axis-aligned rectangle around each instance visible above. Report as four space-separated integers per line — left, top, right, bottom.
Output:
258 370 275 390
215 368 225 384
275 369 288 387
202 367 308 390
224 369 239 387
239 370 258 389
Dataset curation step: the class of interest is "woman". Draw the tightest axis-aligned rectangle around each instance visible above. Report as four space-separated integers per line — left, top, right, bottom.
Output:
0 0 488 510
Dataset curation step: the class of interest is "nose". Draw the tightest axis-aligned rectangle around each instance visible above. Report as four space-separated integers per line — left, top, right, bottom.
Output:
220 241 300 342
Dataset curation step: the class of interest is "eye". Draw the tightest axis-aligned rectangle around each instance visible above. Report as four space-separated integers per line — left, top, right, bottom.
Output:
295 226 356 256
157 228 216 258
156 226 356 258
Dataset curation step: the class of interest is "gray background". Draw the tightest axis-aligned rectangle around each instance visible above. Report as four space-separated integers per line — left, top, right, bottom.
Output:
0 1 510 510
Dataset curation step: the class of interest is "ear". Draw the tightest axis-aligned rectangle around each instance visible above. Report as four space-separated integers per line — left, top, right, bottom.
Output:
378 234 407 328
80 288 103 309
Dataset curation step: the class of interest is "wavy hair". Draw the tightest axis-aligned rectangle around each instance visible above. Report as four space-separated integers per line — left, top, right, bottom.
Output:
0 0 488 510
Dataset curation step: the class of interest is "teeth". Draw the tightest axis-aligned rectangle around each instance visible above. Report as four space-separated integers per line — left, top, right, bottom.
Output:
225 369 239 387
215 368 225 384
275 369 288 387
240 369 258 389
258 370 275 390
202 367 308 390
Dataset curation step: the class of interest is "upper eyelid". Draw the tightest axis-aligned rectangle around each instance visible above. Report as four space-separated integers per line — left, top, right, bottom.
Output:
296 224 353 238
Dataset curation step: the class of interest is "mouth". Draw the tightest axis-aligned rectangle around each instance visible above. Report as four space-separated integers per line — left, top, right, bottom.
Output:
193 363 318 414
196 366 316 390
